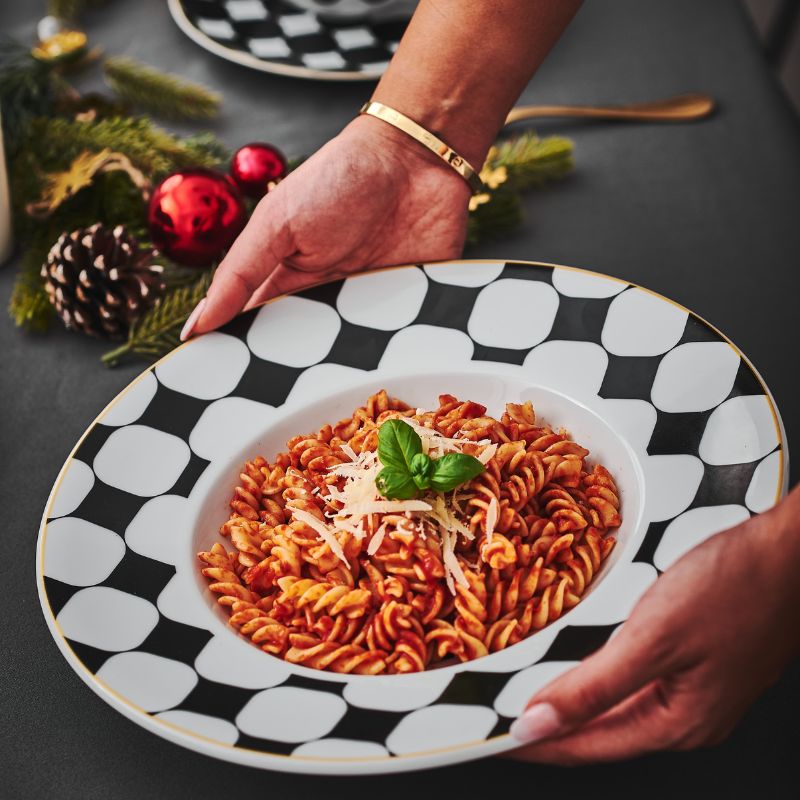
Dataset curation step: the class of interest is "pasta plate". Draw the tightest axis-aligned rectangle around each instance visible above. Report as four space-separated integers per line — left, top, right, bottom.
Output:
37 260 788 774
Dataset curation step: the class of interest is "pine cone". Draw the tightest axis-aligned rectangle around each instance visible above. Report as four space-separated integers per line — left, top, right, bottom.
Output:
41 223 165 339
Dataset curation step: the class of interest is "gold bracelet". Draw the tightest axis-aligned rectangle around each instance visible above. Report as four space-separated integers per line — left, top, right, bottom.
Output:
359 101 484 195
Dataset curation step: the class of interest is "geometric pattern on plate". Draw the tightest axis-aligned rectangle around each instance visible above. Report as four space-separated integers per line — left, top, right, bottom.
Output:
38 260 785 774
171 0 410 81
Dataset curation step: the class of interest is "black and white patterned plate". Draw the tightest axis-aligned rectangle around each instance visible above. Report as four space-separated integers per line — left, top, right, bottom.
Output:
37 260 788 774
168 0 412 80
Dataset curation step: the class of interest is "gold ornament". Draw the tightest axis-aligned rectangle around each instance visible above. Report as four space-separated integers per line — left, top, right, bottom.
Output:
31 30 88 64
26 149 151 219
479 146 509 189
469 148 510 211
468 193 492 212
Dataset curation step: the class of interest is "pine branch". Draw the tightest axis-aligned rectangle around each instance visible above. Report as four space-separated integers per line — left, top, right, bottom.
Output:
8 115 224 331
8 238 56 332
104 57 220 121
47 0 108 21
160 260 210 290
9 271 55 332
490 131 574 190
9 166 151 331
102 270 213 366
180 132 231 166
47 0 83 19
23 115 225 177
466 187 522 245
0 38 59 156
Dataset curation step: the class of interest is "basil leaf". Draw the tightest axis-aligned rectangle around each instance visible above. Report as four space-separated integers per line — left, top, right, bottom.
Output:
429 452 486 493
376 467 419 500
378 418 422 472
410 452 433 490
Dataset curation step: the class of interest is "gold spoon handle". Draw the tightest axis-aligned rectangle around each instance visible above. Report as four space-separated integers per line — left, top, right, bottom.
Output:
504 93 715 125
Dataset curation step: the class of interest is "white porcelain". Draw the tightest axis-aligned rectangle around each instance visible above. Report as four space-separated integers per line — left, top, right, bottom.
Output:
37 260 787 774
284 0 417 21
169 0 411 81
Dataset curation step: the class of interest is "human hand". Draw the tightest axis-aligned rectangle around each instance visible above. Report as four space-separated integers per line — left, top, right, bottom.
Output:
509 485 800 764
181 114 471 338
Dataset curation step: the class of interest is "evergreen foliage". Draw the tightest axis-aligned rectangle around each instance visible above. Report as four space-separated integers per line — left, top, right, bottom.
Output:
1 26 574 364
101 270 213 366
491 131 574 189
104 57 221 120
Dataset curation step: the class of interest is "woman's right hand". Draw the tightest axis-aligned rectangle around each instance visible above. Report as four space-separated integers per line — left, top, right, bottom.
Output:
182 113 472 339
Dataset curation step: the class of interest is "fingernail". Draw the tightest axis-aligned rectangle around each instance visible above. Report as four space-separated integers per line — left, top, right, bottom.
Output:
510 703 563 743
180 298 207 341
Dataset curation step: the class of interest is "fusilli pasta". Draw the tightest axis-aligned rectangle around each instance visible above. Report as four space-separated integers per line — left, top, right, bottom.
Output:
198 391 621 674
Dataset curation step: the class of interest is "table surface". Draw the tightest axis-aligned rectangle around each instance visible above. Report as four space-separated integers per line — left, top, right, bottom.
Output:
2 0 798 797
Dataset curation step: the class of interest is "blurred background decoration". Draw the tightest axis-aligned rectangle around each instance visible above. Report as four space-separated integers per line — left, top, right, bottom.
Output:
0 0 795 368
0 0 575 366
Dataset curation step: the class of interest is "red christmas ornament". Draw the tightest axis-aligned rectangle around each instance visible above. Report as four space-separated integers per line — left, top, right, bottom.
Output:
147 169 246 267
230 142 288 198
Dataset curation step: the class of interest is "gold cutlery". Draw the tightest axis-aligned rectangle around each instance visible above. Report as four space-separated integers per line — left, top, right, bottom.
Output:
505 92 715 125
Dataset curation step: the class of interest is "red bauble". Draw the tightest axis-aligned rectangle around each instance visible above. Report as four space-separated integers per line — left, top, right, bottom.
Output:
147 169 246 267
230 142 288 198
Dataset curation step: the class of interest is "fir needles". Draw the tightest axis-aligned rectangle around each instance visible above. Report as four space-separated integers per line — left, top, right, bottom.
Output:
2 17 577 368
467 131 574 243
101 270 213 366
492 132 575 189
103 57 221 121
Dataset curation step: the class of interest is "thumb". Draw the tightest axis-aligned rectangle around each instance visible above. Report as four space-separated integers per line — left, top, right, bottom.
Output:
183 197 294 338
510 620 678 744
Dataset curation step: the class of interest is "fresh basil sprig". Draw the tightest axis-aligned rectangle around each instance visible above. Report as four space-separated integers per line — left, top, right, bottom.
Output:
375 419 485 500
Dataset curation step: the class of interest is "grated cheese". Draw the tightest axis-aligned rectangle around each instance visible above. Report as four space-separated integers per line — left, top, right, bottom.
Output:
429 494 474 541
287 418 490 594
476 442 498 465
354 518 366 541
398 418 497 465
367 521 389 556
340 443 358 462
330 516 362 535
441 527 469 591
348 499 431 515
290 507 349 565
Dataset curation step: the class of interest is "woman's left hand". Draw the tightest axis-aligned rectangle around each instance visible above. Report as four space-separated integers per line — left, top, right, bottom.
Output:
509 485 800 765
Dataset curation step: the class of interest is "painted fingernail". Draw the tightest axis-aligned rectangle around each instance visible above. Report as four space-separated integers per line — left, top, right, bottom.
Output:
510 703 562 743
180 297 207 341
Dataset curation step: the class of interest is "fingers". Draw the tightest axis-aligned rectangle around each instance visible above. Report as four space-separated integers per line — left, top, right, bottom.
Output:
247 263 316 305
512 681 676 765
183 198 294 338
243 263 354 311
510 617 680 745
242 269 287 311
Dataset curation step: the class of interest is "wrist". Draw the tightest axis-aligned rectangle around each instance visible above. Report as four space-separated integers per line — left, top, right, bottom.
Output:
346 113 474 199
771 484 800 564
755 485 800 651
366 0 581 169
360 102 484 194
368 90 494 170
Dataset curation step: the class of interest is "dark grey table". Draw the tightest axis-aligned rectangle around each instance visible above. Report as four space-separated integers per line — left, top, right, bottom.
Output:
2 1 798 797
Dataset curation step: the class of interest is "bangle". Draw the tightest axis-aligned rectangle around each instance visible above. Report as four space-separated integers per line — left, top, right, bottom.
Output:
359 101 484 195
